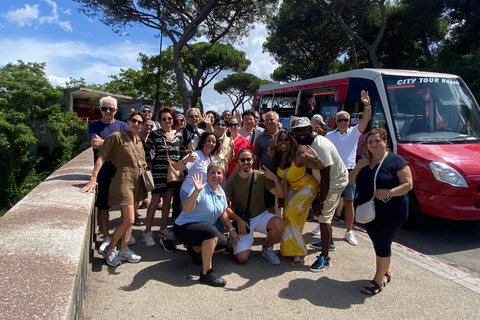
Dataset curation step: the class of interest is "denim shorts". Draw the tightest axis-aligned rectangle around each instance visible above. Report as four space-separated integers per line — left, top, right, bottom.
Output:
341 183 356 200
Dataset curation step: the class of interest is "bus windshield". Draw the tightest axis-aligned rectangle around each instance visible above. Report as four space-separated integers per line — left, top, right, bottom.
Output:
384 75 480 143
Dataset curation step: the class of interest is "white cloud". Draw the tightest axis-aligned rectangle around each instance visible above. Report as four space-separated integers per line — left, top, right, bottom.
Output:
2 1 72 32
3 4 40 27
0 37 158 85
63 9 71 15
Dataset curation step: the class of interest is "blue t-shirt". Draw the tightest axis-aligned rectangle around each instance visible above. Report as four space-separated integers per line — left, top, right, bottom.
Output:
88 120 128 180
175 184 228 226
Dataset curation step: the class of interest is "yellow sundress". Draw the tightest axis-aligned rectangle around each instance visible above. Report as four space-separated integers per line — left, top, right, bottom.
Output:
278 160 319 257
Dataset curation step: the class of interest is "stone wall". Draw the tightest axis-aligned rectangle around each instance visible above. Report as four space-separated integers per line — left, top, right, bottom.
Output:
0 148 95 320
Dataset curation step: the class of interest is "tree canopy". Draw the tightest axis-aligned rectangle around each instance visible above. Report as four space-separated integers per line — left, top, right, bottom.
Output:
0 61 87 211
214 73 270 112
75 0 279 112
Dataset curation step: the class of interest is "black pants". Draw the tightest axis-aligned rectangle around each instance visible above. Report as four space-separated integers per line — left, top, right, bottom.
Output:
173 223 228 251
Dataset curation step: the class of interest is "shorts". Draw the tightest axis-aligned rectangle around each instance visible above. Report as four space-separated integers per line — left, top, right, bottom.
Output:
317 187 344 224
233 211 276 255
95 177 112 210
341 183 356 200
173 223 227 251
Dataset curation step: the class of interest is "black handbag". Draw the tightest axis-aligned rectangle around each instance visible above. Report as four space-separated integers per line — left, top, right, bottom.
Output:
232 171 255 234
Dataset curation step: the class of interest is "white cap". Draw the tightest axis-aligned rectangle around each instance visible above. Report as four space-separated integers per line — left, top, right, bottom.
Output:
311 114 325 126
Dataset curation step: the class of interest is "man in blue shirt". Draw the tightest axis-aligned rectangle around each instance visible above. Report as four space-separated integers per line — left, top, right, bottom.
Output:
88 96 128 253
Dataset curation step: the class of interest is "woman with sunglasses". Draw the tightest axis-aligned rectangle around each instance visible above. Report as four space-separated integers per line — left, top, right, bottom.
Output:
182 108 204 153
175 114 186 130
142 107 187 249
226 116 249 178
81 111 148 267
269 130 324 267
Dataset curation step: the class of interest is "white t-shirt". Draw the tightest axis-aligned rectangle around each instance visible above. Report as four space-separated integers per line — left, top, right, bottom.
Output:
310 134 348 190
181 150 217 193
325 125 362 169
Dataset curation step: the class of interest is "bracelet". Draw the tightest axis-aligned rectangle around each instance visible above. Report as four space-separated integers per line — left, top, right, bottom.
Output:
364 103 371 106
194 191 199 195
228 227 235 232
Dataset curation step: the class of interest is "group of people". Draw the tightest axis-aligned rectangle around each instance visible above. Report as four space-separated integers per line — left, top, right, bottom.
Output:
81 93 412 294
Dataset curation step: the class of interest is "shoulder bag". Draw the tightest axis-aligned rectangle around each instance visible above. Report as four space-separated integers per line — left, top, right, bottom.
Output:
122 131 155 192
355 152 387 224
162 134 185 184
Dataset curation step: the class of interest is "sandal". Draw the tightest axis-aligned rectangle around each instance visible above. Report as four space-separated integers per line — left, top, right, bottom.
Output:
361 280 384 295
384 273 392 285
290 256 305 267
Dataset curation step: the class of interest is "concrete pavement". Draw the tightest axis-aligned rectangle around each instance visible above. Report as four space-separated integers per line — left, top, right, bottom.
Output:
82 208 480 319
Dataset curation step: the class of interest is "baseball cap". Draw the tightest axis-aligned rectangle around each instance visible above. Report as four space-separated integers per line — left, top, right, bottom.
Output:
311 114 325 126
291 117 314 129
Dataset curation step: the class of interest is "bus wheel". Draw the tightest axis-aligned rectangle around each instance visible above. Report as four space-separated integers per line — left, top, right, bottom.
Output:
402 192 426 230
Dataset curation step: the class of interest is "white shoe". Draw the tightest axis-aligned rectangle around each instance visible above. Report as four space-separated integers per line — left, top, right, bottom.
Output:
142 231 156 247
118 248 141 263
345 231 358 246
98 236 111 254
128 234 136 245
158 228 170 237
261 245 280 265
312 225 320 236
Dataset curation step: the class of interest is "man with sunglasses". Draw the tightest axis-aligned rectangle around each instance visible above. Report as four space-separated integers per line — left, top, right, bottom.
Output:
323 90 371 247
141 105 160 130
88 96 128 253
292 117 348 272
225 148 285 265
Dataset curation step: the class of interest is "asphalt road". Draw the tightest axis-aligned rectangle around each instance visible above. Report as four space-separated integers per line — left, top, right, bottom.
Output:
394 217 480 278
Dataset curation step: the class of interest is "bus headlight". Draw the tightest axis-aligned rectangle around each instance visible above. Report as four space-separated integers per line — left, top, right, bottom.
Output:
429 162 468 188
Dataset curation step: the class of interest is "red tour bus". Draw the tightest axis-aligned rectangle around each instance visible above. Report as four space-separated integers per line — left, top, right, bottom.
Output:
253 69 480 227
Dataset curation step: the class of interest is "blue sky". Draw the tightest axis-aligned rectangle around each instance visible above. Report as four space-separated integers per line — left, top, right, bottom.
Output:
0 0 277 113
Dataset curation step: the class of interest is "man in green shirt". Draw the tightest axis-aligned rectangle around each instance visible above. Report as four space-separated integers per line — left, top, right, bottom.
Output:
225 148 285 265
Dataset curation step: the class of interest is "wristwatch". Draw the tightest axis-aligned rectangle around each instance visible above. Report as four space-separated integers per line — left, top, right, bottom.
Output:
228 227 236 232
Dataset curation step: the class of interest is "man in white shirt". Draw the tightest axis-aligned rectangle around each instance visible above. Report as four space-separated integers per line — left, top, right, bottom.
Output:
325 90 371 246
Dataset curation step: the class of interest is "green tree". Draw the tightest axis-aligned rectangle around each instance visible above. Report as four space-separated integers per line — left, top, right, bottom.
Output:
76 0 279 112
0 61 87 210
91 51 182 107
181 42 251 109
214 73 270 112
264 0 349 81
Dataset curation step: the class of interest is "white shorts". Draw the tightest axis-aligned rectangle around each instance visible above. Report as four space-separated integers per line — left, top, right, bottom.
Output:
233 211 276 255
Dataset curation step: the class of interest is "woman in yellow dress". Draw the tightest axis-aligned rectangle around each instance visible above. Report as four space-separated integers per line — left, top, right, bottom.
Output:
270 130 324 267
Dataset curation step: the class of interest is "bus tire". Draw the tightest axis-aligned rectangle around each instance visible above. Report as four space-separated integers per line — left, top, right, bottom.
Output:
402 192 426 230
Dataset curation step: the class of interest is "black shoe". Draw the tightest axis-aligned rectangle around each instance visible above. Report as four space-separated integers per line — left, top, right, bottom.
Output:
187 245 202 265
199 269 226 287
159 236 176 253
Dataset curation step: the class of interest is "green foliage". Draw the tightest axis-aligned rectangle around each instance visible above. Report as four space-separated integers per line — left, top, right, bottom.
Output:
214 73 270 111
0 61 88 211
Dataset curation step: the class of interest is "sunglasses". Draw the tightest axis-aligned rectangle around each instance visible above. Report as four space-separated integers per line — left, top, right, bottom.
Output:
101 107 115 112
177 119 185 122
228 123 239 127
130 118 143 125
215 123 227 127
239 157 253 163
161 117 173 121
142 109 152 113
189 115 199 119
278 137 291 142
337 118 349 123
224 114 232 117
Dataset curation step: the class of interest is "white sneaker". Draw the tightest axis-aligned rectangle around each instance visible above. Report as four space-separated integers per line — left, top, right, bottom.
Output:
128 234 136 245
142 231 156 247
102 248 121 267
98 236 111 254
118 248 141 263
158 228 170 237
312 225 321 236
261 245 280 265
345 231 358 246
